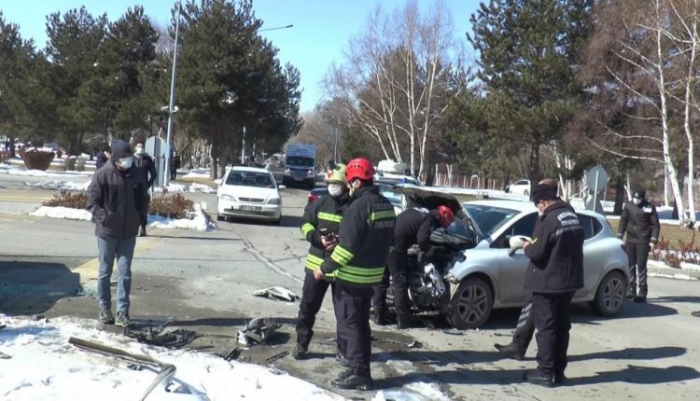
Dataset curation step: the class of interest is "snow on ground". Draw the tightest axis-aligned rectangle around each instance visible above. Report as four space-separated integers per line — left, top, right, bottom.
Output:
0 315 340 401
29 206 93 221
181 168 212 179
29 204 215 231
25 180 90 191
154 182 216 194
0 164 93 178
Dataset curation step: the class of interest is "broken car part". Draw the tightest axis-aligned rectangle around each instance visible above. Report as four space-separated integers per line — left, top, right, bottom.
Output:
265 351 289 364
123 319 197 349
237 317 281 346
252 286 299 302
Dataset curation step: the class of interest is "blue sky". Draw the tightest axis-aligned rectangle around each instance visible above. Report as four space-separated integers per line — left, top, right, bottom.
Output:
2 0 481 112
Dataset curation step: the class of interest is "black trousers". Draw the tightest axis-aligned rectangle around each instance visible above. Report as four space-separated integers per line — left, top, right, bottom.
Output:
532 291 575 377
171 169 177 180
335 282 373 376
626 242 650 293
372 249 410 316
512 293 535 352
296 271 338 349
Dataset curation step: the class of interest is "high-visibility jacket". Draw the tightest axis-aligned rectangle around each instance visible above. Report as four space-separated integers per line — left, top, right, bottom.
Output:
300 193 348 277
321 186 396 287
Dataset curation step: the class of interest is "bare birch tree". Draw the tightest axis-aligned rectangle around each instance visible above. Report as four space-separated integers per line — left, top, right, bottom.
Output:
324 0 463 177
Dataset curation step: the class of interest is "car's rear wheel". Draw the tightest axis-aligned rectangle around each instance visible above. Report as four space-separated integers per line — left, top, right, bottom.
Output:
447 277 493 330
590 271 626 317
217 214 225 222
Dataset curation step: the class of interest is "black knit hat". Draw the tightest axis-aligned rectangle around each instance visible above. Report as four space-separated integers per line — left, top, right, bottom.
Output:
633 189 646 199
532 184 558 205
110 139 132 162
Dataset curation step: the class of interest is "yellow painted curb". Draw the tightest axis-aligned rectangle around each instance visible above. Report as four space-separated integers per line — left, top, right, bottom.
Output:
74 236 164 285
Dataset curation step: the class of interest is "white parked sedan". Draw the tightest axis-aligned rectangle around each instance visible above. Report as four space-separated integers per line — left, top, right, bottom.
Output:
443 200 630 329
217 167 282 224
506 179 531 196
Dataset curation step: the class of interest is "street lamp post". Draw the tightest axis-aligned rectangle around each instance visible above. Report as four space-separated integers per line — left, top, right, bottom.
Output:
241 126 246 165
164 0 181 187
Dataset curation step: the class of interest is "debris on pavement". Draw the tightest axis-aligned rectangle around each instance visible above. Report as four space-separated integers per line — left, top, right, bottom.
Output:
237 317 281 346
123 319 198 349
0 351 12 359
252 286 300 302
266 351 289 364
220 346 242 361
378 338 424 349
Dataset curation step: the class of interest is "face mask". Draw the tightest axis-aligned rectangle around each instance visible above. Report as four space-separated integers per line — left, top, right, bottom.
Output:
328 183 344 197
135 147 144 155
118 156 133 169
633 198 642 206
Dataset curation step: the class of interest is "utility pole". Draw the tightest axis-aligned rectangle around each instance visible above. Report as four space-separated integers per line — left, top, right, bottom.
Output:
164 0 181 186
333 126 338 164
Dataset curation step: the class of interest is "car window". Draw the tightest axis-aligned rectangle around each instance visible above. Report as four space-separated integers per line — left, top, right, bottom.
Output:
377 184 402 206
577 213 602 240
286 156 314 167
513 180 526 186
226 171 275 188
463 205 520 236
491 212 538 248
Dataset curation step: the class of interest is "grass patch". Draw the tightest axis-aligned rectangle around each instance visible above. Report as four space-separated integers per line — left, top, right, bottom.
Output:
177 176 218 187
43 191 194 219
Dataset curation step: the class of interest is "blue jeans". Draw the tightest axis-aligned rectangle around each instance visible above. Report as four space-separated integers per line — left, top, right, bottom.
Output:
97 236 136 313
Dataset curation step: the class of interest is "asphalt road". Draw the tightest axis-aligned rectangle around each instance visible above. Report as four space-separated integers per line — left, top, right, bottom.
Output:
1 181 699 400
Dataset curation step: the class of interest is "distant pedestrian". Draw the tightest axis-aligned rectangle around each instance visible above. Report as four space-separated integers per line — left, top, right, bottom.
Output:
171 152 181 181
520 183 584 387
617 189 660 303
95 146 111 170
134 142 157 237
86 140 149 327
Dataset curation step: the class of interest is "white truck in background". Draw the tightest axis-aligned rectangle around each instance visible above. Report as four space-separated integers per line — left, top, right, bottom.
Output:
283 143 317 189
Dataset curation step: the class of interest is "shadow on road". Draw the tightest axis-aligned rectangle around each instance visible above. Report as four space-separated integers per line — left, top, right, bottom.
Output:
280 215 303 228
151 235 242 241
652 295 700 304
0 261 80 316
569 346 686 362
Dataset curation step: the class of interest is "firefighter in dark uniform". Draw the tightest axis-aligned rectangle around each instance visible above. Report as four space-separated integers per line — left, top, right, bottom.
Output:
495 179 574 360
521 184 584 387
313 157 396 391
293 164 349 362
373 205 455 329
617 189 660 303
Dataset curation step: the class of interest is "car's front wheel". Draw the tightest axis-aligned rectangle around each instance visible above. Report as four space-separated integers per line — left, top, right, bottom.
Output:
590 270 627 317
447 277 493 330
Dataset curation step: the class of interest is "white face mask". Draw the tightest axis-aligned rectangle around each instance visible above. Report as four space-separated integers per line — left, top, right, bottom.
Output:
118 156 133 169
328 183 344 197
135 147 144 155
633 198 642 206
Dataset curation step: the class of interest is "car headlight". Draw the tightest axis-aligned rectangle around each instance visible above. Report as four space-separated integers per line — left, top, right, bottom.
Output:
221 194 236 201
267 198 281 205
284 168 291 174
307 169 315 176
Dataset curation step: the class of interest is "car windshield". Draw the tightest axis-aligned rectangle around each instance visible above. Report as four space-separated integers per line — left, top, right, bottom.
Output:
286 156 314 167
463 204 519 236
226 171 275 188
379 177 421 186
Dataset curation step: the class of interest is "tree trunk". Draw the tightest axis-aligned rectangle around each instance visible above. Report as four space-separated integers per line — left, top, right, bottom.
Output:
528 142 541 195
210 137 219 180
614 173 625 216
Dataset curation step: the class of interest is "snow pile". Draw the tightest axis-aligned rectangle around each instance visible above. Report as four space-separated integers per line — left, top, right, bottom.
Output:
155 182 216 194
0 165 93 178
29 204 215 232
181 169 211 179
373 382 451 401
148 203 215 232
30 206 93 221
25 180 90 191
0 316 339 401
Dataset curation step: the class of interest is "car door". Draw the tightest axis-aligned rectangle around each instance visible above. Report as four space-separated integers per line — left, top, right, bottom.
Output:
575 213 606 299
493 212 539 305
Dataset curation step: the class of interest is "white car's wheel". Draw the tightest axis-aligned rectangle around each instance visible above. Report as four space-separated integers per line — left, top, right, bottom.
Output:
590 271 626 317
448 277 493 330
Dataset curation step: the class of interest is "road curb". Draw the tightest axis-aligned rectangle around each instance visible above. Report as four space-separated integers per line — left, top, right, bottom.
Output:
648 261 700 279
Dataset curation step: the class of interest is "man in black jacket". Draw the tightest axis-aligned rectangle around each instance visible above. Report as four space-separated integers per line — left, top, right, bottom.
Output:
86 140 149 327
134 142 157 237
617 189 660 303
293 164 350 363
521 184 585 387
373 205 455 329
314 157 396 391
495 179 573 360
95 146 111 170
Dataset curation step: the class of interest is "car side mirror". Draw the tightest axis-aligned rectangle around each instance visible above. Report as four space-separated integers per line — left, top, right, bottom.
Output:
278 184 286 190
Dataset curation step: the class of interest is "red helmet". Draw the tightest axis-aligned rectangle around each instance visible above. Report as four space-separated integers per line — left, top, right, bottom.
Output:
437 205 455 228
345 158 375 182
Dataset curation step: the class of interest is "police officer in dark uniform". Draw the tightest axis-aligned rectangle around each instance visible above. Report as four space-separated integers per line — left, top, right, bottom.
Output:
313 157 396 391
617 189 660 303
293 164 349 362
495 179 574 360
373 205 455 329
133 142 157 237
521 184 584 387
